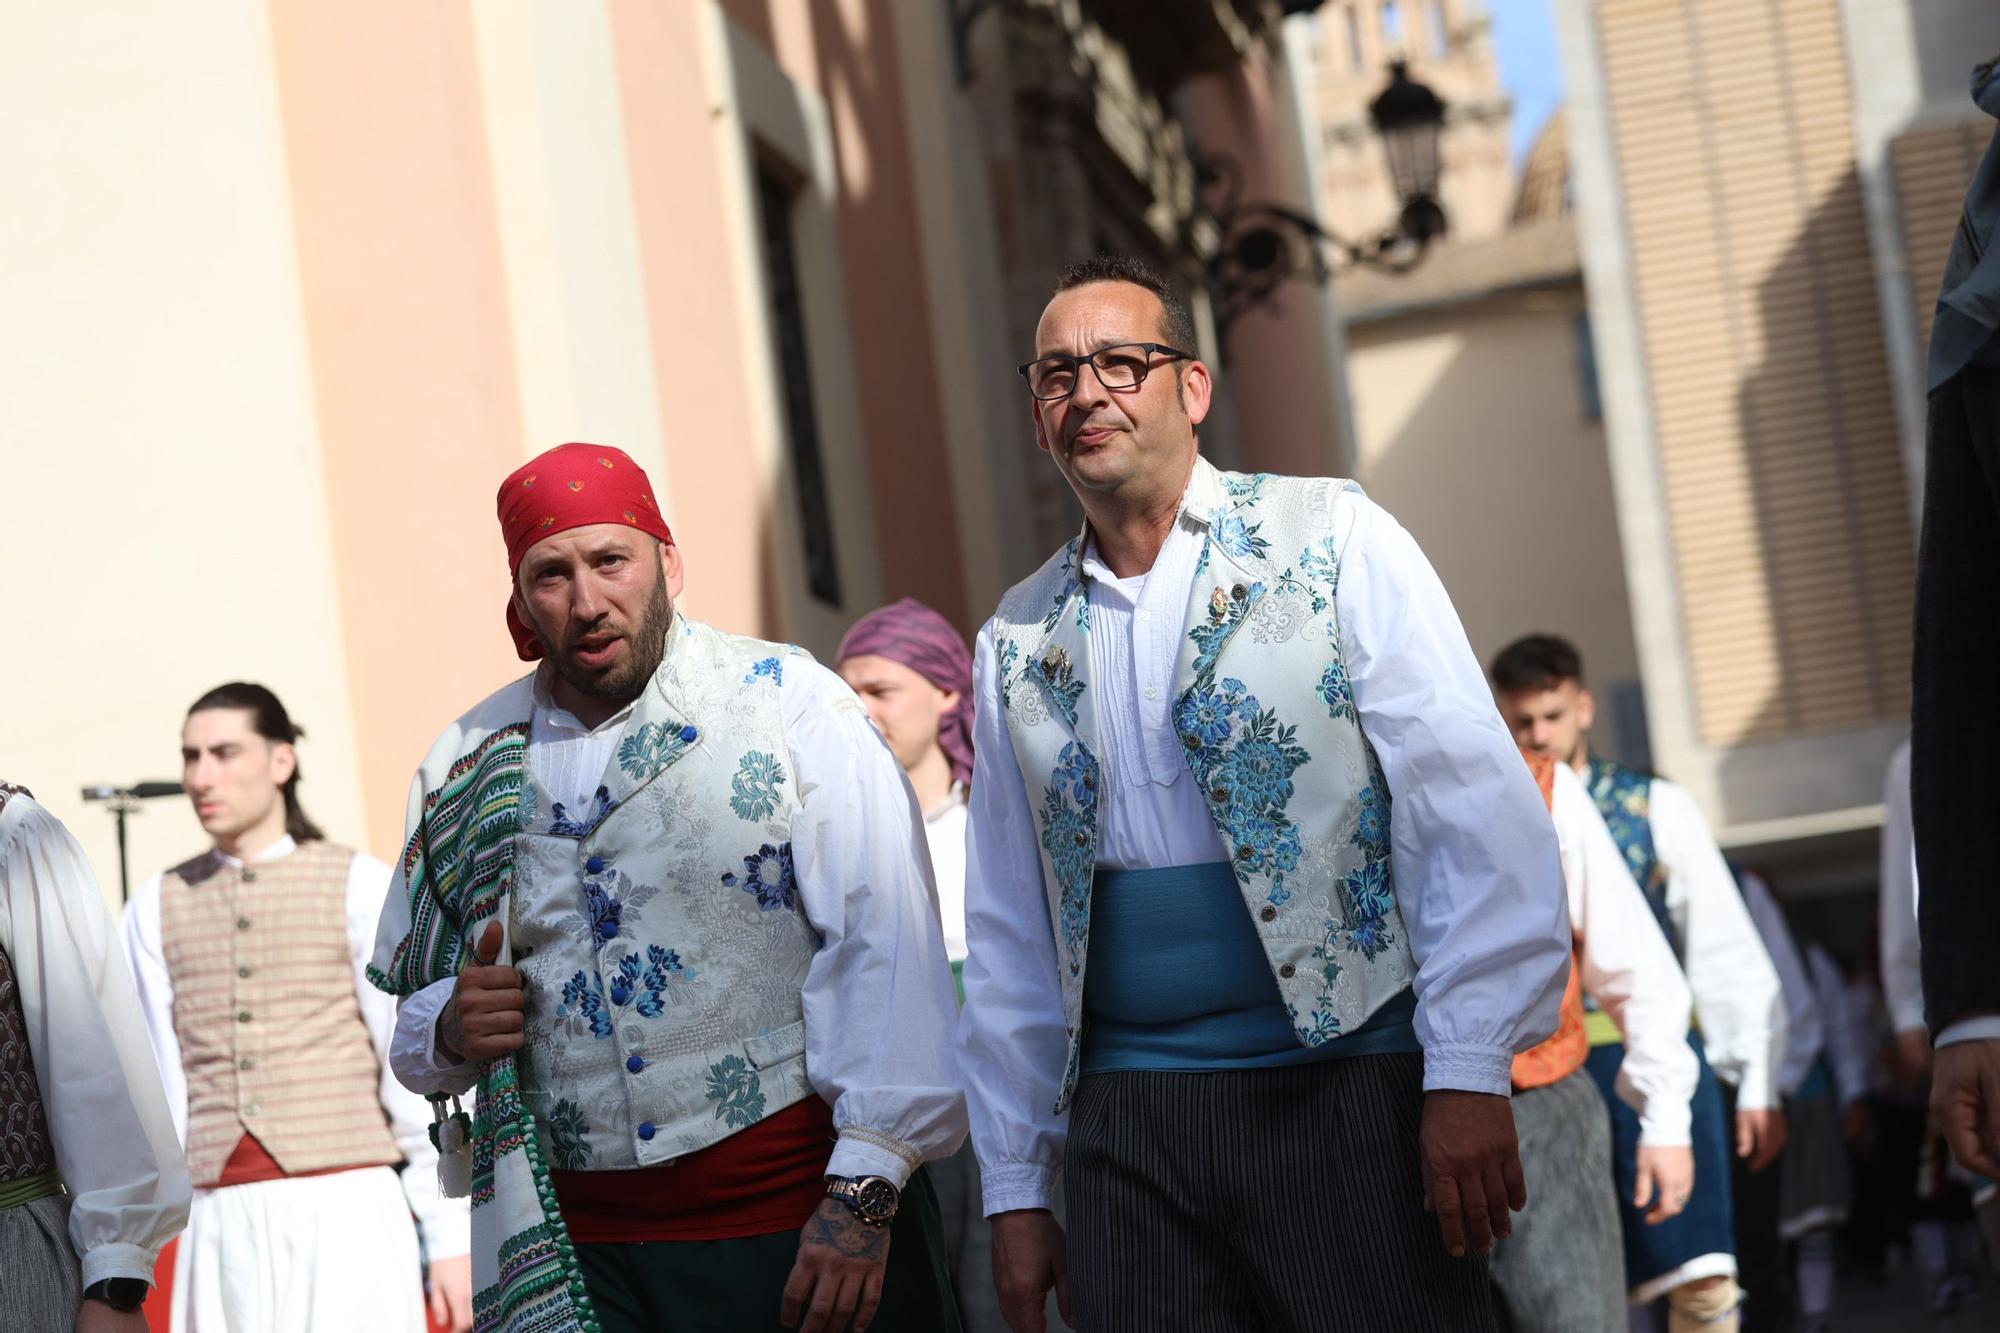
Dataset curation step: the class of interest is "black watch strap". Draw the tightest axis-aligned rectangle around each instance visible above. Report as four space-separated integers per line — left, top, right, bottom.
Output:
83 1277 150 1312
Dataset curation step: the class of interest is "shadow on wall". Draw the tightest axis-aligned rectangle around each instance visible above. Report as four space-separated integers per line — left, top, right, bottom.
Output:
1705 164 1914 824
1346 291 1652 767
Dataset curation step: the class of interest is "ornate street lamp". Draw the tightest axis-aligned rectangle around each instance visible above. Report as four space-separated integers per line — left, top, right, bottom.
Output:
1201 61 1448 338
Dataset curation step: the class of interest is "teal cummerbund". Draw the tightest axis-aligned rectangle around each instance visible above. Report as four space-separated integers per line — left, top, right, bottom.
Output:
1080 861 1419 1076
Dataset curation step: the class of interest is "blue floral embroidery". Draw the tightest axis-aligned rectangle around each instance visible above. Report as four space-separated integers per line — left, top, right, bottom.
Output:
581 878 624 951
616 722 695 780
705 1055 767 1128
608 945 695 1016
1187 580 1264 679
729 751 786 821
1041 540 1081 633
1179 675 1310 906
1586 759 1675 947
1037 742 1099 973
1339 860 1397 960
1352 779 1390 860
1316 661 1355 721
1212 513 1271 561
1223 472 1272 501
549 785 615 837
723 842 797 911
561 867 659 955
743 656 784 686
1029 646 1085 730
556 971 612 1038
544 1098 592 1170
1174 687 1238 748
996 638 1020 710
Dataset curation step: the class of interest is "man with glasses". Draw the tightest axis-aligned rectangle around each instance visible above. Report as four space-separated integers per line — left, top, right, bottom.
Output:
957 255 1570 1331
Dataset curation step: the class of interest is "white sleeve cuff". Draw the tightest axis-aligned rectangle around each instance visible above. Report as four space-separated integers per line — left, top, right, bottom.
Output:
979 1162 1058 1217
828 1130 918 1190
81 1242 158 1290
1636 1110 1694 1148
1936 1015 2000 1048
1422 1044 1515 1097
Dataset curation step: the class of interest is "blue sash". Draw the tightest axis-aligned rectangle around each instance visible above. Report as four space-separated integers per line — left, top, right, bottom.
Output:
1081 862 1419 1075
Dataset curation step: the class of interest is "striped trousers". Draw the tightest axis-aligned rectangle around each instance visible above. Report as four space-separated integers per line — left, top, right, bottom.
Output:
1063 1052 1495 1333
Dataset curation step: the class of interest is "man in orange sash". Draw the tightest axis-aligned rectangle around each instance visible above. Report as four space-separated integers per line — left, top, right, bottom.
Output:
1489 751 1698 1332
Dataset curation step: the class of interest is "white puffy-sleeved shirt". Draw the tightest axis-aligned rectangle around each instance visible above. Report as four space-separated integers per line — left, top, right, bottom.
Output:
0 792 191 1287
959 483 1572 1215
391 659 966 1188
1549 763 1697 1146
125 838 468 1260
1638 777 1787 1111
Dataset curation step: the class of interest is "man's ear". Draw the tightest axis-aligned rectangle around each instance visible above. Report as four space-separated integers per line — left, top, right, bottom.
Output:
661 540 686 600
269 741 297 786
1576 687 1597 733
1181 358 1214 427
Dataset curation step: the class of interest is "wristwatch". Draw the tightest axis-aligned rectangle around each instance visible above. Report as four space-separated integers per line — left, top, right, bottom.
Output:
825 1174 900 1226
83 1278 150 1312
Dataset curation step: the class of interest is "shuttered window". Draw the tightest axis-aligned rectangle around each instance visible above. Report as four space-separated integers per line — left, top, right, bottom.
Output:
1598 0 1914 745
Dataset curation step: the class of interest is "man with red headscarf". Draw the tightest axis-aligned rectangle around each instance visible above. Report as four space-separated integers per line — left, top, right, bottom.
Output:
371 444 966 1333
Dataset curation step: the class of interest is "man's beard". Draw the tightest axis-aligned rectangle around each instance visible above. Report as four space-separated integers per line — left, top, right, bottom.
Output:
545 577 674 703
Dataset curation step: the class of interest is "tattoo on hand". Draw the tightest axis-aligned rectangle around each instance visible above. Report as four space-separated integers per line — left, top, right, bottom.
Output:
802 1200 891 1264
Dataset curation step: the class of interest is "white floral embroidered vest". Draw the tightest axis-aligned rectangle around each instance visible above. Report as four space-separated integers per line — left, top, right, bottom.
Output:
995 458 1416 1110
509 618 818 1170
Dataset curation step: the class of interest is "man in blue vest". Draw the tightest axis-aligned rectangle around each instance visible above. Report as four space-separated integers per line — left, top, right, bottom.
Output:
957 256 1573 1332
1493 632 1786 1333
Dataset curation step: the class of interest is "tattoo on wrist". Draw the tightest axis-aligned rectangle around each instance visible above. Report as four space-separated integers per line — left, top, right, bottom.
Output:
802 1199 891 1264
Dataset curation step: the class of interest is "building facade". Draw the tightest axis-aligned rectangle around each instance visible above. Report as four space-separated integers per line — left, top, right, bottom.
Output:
2 0 1352 896
1554 0 2000 896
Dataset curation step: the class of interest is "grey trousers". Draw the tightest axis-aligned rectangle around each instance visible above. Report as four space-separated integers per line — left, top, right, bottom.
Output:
0 1194 83 1332
1488 1068 1626 1333
1063 1052 1495 1333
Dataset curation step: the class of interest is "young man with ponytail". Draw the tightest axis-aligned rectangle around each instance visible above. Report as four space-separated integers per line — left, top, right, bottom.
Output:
121 683 471 1331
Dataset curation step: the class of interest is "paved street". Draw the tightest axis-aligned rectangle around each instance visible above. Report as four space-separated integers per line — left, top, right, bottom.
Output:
1839 1257 1994 1332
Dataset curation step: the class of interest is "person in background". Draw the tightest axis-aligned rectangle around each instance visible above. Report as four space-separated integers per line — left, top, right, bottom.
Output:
1493 633 1785 1333
0 784 190 1331
962 256 1571 1333
1736 868 1861 1333
836 598 974 995
837 597 1023 1333
122 684 470 1332
1488 750 1698 1333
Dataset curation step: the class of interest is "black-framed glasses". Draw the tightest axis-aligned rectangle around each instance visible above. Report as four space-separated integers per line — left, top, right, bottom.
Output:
1016 342 1194 402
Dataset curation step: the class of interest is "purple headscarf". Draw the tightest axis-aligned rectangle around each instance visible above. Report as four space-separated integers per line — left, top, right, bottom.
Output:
836 598 975 787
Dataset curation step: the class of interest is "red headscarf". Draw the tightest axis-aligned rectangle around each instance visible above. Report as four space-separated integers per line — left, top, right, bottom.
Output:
497 443 674 661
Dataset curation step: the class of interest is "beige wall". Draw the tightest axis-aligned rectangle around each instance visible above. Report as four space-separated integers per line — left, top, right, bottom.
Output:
0 1 372 892
1345 290 1645 744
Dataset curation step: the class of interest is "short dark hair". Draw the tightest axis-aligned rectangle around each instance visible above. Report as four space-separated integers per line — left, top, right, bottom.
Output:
186 682 326 843
1489 633 1586 694
1053 255 1198 353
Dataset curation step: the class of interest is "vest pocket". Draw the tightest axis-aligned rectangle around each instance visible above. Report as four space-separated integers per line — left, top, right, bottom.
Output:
742 1019 808 1069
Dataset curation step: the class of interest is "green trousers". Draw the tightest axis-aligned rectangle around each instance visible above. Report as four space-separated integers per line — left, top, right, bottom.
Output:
574 1167 962 1333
